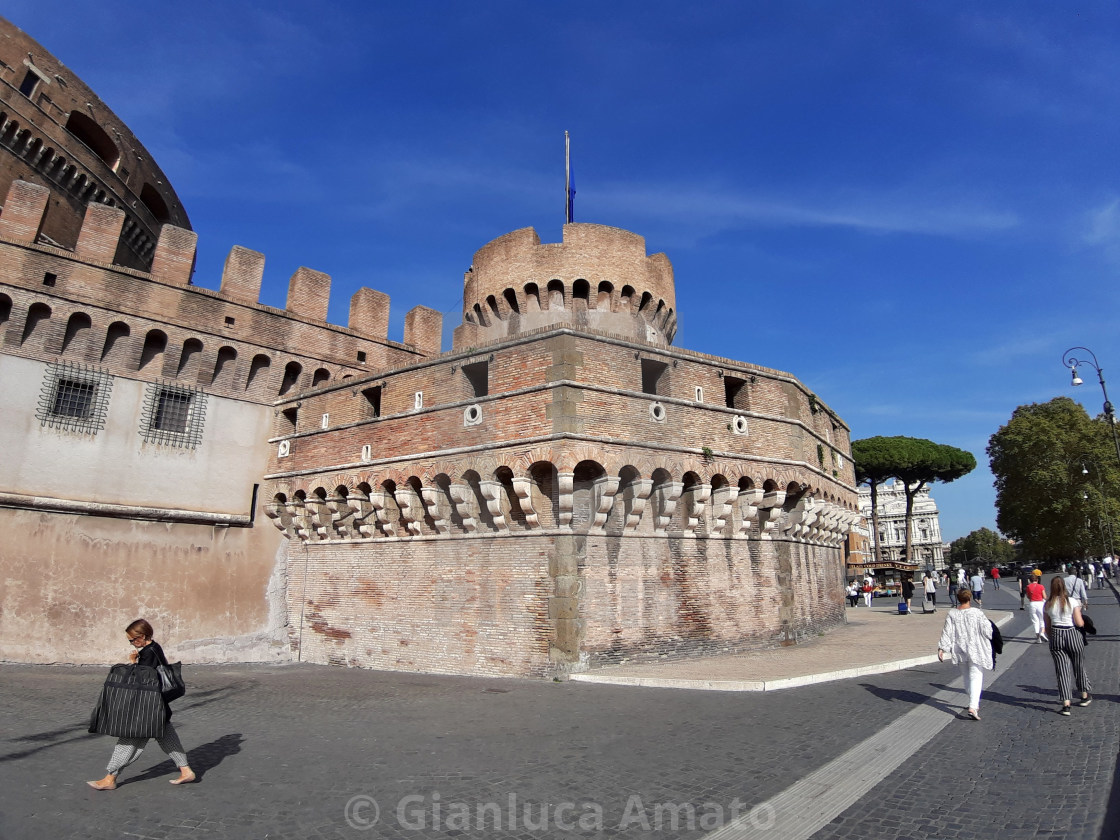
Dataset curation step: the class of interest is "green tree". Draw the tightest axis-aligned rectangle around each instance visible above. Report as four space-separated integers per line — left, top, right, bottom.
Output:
987 397 1120 560
948 527 1015 569
853 436 977 567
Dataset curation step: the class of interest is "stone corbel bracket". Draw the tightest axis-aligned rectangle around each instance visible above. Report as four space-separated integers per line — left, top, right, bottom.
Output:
346 494 378 538
326 493 355 539
736 488 763 538
393 485 424 536
479 479 510 533
682 484 712 536
557 472 575 530
367 490 395 537
654 481 685 532
709 485 740 536
448 483 480 534
590 475 621 532
510 476 540 529
420 486 450 535
757 489 786 540
622 478 654 532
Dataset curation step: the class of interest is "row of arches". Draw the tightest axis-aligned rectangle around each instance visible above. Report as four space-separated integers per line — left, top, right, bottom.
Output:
1 294 339 397
465 280 675 335
267 461 858 546
0 110 159 259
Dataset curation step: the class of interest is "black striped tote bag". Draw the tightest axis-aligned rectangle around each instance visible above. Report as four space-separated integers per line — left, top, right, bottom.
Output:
88 664 165 739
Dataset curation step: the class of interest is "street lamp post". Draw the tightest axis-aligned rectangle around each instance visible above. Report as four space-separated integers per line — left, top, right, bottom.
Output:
1062 346 1120 467
1077 455 1116 560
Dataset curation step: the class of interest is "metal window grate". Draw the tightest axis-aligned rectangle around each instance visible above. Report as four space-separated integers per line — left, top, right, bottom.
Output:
140 381 207 448
36 361 114 434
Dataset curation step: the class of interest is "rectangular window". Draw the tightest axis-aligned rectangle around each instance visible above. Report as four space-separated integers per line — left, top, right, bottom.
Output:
641 359 669 396
462 360 488 398
52 378 95 418
19 69 39 97
141 382 207 448
361 386 381 418
724 376 749 410
36 361 113 434
154 389 192 432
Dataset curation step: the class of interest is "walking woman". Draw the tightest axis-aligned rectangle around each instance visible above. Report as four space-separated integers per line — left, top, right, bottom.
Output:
937 588 993 720
87 619 195 789
1044 577 1092 716
1027 570 1047 643
923 573 937 608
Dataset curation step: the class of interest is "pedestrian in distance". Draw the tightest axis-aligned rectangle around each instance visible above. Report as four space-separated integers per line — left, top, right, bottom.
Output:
1027 570 1047 643
970 569 984 606
901 575 915 615
1044 576 1092 716
923 572 937 609
1018 565 1032 610
991 566 1001 590
87 619 195 790
862 578 874 608
1063 566 1089 607
1096 563 1106 589
937 588 994 721
846 582 859 608
948 575 959 603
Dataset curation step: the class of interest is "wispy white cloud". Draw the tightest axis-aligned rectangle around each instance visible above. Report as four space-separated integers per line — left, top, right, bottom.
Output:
1082 197 1120 261
593 181 1019 239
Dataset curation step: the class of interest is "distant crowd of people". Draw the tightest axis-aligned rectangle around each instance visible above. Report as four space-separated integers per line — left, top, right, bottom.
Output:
846 559 1103 721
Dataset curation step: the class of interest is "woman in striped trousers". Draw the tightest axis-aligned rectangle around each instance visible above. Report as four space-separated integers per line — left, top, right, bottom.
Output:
1044 576 1092 716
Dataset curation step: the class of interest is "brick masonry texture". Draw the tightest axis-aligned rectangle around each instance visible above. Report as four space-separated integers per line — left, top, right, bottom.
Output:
265 224 858 679
0 18 189 270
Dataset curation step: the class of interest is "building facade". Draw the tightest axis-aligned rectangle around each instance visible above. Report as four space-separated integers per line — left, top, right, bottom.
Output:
264 225 860 677
857 481 945 574
0 16 861 677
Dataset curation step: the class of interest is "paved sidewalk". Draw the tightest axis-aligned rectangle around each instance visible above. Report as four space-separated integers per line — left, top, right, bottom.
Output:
571 603 1013 691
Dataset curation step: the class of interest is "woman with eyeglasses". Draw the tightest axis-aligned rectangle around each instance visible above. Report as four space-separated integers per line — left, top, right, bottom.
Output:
87 619 195 789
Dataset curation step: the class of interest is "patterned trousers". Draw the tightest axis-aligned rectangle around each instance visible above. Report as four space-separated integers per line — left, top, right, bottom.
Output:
106 722 188 774
1049 626 1091 703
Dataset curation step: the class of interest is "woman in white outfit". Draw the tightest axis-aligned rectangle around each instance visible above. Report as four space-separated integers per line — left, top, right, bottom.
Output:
937 588 993 720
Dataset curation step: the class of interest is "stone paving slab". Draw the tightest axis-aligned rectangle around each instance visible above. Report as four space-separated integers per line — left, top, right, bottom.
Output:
571 605 1014 691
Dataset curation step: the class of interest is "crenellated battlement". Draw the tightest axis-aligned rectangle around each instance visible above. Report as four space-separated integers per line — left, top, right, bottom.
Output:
0 179 443 355
454 223 677 351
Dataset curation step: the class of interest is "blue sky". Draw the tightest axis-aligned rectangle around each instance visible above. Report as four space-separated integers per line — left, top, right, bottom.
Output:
10 2 1120 540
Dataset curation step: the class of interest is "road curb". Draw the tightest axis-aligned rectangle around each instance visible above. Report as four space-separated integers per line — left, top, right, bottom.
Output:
569 612 1016 693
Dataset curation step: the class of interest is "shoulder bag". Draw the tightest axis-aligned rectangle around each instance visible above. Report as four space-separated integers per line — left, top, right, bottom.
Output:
153 645 186 703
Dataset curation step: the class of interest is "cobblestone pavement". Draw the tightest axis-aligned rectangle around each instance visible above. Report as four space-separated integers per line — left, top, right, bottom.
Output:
1 580 1116 840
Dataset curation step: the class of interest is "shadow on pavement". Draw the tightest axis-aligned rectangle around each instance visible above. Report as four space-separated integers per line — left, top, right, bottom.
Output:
858 683 958 716
120 733 244 786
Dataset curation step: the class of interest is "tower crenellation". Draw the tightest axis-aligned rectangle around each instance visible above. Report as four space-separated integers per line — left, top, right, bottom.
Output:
455 223 677 351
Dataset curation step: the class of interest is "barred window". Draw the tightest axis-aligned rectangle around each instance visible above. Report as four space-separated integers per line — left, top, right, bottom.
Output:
36 362 113 434
141 382 207 448
154 389 192 432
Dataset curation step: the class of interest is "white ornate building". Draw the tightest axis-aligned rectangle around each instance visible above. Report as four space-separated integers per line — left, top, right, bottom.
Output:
857 481 945 571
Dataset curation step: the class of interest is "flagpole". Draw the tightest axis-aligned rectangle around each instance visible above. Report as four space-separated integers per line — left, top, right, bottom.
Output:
564 131 570 224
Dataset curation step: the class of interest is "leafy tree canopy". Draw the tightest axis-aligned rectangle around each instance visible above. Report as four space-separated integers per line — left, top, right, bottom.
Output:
853 436 977 566
987 397 1120 561
853 436 977 488
948 527 1016 569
